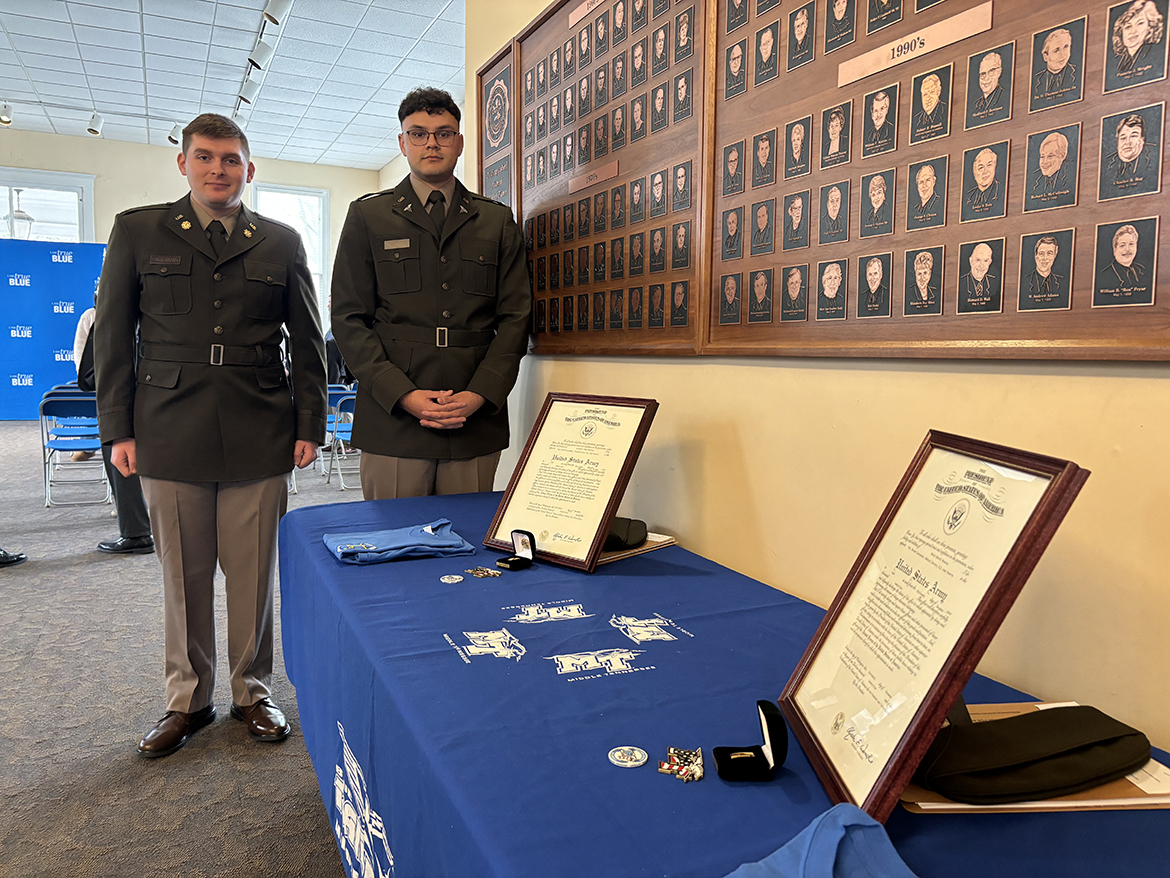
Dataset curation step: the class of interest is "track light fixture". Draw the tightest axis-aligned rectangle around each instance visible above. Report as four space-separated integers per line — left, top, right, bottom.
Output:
231 112 247 129
0 103 12 126
262 0 294 26
168 122 182 145
240 78 261 104
87 112 104 136
248 38 274 70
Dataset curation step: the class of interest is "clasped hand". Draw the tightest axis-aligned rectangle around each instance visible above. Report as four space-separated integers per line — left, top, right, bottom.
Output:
399 389 485 429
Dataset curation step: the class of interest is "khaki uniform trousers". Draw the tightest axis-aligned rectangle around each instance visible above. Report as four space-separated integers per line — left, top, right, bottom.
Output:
141 473 288 713
359 451 501 500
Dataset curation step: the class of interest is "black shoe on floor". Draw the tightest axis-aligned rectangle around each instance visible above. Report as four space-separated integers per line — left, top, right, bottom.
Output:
0 548 27 568
98 535 155 555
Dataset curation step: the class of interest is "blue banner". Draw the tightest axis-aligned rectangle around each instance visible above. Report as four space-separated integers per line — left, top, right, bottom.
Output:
0 239 106 419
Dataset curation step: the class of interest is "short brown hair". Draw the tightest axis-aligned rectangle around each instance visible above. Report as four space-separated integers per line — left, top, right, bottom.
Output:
182 113 250 159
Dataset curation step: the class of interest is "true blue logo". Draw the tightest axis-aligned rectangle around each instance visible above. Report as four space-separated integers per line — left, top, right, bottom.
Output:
51 250 74 263
9 325 32 339
55 349 74 362
10 373 33 387
8 274 31 287
53 301 74 314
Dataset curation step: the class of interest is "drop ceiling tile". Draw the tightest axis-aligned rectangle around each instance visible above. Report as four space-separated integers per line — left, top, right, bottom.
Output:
37 82 95 101
0 86 37 101
146 68 201 89
146 54 209 76
421 19 464 47
260 71 321 92
201 80 241 99
299 113 353 131
248 109 302 126
143 35 208 59
67 5 141 31
337 47 400 70
440 0 466 22
211 25 256 51
259 84 316 104
286 134 336 148
145 96 199 114
146 83 204 103
361 100 400 118
68 0 142 12
206 45 250 66
142 0 217 23
277 38 343 65
46 105 93 120
344 29 415 59
408 40 462 65
315 79 375 101
92 89 146 110
290 0 368 28
359 7 435 39
326 65 389 88
212 4 260 30
281 17 353 47
79 43 141 66
310 93 365 112
9 34 82 59
268 55 334 80
100 125 150 143
88 76 146 96
334 135 383 148
72 24 144 52
395 58 458 82
81 60 143 82
2 14 77 42
0 61 27 79
144 15 212 44
252 95 305 115
0 46 15 63
0 0 67 17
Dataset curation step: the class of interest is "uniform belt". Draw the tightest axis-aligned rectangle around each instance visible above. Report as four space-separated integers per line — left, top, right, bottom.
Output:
374 324 494 348
139 342 282 366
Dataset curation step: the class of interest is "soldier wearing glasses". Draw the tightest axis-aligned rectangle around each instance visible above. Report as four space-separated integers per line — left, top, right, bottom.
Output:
332 88 531 500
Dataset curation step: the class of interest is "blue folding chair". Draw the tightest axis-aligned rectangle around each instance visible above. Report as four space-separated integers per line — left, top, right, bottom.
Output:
39 393 110 507
324 393 359 489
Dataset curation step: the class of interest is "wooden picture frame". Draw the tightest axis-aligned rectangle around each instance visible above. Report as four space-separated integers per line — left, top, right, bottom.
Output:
485 392 659 572
779 430 1088 821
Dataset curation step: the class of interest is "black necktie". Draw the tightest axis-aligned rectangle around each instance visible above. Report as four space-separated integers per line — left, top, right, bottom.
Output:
207 220 227 256
427 190 446 234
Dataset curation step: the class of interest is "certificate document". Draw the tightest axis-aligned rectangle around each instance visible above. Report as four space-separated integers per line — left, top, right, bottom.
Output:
492 399 648 563
794 448 1051 803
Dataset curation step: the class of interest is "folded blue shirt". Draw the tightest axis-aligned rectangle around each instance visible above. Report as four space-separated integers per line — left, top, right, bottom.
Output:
323 519 476 565
723 804 919 878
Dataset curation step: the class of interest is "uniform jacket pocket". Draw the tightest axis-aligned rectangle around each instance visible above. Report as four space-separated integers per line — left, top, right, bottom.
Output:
375 236 422 293
140 256 192 315
243 259 286 320
460 237 499 295
137 361 181 389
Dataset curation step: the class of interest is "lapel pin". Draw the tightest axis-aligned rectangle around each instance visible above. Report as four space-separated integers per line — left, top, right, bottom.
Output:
460 205 468 213
181 220 192 230
174 214 184 220
243 229 253 238
404 203 413 212
249 222 256 229
397 196 405 202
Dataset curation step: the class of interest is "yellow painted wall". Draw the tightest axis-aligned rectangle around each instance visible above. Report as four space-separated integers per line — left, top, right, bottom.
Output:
0 128 379 255
468 2 1170 748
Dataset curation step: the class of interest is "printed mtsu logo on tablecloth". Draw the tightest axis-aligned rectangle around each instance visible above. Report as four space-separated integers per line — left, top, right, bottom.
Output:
333 722 394 878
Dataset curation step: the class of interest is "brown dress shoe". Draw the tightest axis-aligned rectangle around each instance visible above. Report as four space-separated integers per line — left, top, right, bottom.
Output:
137 704 216 758
230 697 291 741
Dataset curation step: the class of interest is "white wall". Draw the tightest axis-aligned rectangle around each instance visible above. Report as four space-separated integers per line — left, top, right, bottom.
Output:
0 128 379 255
468 1 1170 748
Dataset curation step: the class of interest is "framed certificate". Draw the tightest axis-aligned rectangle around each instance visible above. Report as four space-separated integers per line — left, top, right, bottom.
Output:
486 393 659 572
780 431 1088 821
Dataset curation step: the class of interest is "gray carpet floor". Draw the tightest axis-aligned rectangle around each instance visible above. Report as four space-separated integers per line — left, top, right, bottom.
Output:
0 420 361 877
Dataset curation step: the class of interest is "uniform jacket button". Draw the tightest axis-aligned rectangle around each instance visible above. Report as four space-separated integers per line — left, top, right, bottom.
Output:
479 255 485 262
214 300 223 308
442 310 453 319
213 272 222 281
159 267 168 273
441 282 450 290
213 326 224 335
145 375 152 382
441 255 448 263
266 276 273 282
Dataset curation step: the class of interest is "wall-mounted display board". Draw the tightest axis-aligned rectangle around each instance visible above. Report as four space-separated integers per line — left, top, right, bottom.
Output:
482 0 1170 360
478 44 517 211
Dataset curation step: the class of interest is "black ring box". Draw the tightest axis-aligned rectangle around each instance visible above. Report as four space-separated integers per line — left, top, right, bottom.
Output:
497 529 536 570
713 700 789 781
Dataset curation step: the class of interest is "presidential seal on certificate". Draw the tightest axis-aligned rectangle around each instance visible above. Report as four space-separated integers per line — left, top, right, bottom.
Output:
780 431 1088 821
486 393 658 572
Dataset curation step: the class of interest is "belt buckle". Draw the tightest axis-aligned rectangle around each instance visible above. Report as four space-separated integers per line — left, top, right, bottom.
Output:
436 327 448 348
210 344 224 366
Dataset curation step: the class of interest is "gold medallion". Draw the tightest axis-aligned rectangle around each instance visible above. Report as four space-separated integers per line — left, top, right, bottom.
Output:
181 220 192 230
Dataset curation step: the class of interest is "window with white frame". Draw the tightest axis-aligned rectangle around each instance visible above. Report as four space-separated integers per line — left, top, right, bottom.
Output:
0 167 95 243
250 183 329 321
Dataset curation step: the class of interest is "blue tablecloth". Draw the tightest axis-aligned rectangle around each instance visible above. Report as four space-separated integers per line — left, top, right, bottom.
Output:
279 492 1169 878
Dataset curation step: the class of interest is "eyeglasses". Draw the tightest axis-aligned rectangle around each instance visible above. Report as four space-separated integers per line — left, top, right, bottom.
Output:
404 128 458 146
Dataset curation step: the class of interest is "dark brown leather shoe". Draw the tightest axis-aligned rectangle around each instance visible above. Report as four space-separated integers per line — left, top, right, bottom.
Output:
137 704 216 758
230 698 291 741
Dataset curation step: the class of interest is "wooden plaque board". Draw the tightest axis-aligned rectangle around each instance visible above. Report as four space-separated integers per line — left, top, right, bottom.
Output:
779 430 1088 821
482 0 1170 360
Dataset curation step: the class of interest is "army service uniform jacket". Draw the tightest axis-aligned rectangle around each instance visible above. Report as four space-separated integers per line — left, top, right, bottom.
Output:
95 194 327 482
331 176 531 460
